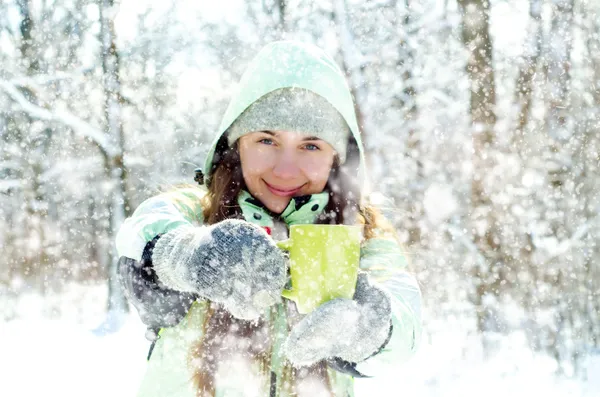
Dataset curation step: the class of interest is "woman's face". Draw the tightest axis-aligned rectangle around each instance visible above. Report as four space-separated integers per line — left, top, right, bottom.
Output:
238 130 336 214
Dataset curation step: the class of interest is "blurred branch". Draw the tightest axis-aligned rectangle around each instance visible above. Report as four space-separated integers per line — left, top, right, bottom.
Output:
0 179 22 194
0 79 118 157
9 67 95 88
536 213 599 266
11 69 134 107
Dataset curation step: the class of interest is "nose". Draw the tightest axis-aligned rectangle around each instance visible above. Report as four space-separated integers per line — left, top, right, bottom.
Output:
272 150 301 179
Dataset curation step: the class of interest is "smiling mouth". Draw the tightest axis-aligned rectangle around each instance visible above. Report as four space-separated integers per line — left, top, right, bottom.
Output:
263 181 305 197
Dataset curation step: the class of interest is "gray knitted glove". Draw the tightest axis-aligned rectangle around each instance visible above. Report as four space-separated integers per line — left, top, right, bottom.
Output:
283 272 392 367
151 219 287 321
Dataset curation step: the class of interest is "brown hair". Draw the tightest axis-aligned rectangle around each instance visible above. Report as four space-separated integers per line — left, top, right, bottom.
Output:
189 136 398 395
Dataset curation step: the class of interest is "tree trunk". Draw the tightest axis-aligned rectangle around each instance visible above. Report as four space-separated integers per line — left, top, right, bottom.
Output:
397 0 421 246
99 0 129 322
457 0 500 339
333 0 369 144
17 0 39 76
513 0 542 141
544 0 574 143
584 3 600 349
16 0 51 289
276 0 287 33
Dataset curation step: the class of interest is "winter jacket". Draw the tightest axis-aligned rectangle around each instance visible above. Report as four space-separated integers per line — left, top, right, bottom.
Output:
116 187 421 397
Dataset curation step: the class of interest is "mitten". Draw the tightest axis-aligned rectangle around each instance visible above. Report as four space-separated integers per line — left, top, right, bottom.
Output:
151 219 287 320
283 272 392 367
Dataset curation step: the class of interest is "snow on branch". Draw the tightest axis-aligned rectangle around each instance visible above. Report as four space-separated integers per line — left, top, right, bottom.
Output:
536 214 599 266
0 179 22 193
9 67 94 89
0 79 119 158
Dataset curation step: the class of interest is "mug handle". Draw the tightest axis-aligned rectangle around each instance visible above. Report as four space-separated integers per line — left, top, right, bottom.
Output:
276 239 292 251
276 239 296 302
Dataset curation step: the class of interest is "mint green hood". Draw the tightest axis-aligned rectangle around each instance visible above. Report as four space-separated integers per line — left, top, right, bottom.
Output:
203 40 366 185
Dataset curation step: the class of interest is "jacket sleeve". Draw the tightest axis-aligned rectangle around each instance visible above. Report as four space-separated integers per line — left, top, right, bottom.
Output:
355 237 422 376
116 187 206 261
115 187 206 334
117 254 196 338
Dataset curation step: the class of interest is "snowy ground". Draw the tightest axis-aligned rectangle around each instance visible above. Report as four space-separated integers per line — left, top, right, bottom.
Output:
1 284 598 397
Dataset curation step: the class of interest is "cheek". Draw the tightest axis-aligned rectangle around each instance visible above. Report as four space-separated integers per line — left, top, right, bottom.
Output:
240 146 273 176
302 157 333 185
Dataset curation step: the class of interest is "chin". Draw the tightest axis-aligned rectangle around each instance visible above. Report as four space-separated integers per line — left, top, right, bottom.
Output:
264 198 292 214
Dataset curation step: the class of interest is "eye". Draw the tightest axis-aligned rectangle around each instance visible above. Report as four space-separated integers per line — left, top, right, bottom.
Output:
258 138 274 145
304 143 320 151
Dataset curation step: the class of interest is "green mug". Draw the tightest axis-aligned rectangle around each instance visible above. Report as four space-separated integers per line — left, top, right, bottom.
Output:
277 224 362 314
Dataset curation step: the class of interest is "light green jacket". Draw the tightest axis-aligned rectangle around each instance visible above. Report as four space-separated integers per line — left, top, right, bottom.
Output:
116 187 421 397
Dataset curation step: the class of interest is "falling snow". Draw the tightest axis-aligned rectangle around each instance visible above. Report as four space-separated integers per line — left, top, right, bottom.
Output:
2 0 600 396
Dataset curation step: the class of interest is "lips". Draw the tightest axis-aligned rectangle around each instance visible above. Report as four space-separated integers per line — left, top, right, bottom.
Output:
264 180 304 197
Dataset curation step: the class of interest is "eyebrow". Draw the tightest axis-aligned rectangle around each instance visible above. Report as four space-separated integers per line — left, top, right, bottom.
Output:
259 130 322 141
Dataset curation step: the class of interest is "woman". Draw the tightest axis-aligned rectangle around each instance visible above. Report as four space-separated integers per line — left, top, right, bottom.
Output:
116 41 421 397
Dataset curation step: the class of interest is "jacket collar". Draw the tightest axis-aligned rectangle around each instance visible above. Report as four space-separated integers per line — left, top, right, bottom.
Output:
237 190 329 227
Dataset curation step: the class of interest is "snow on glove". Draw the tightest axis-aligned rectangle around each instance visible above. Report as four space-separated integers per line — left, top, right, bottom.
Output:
151 219 287 321
283 272 392 367
118 236 197 341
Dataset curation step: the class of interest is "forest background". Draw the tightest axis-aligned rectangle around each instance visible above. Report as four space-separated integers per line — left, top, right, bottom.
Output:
1 0 599 394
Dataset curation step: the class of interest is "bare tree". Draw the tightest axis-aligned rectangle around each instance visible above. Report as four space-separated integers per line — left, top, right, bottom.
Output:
333 0 369 142
396 0 422 246
98 0 129 324
15 0 51 288
541 0 575 372
513 0 543 141
457 0 501 340
580 6 600 344
544 0 574 143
